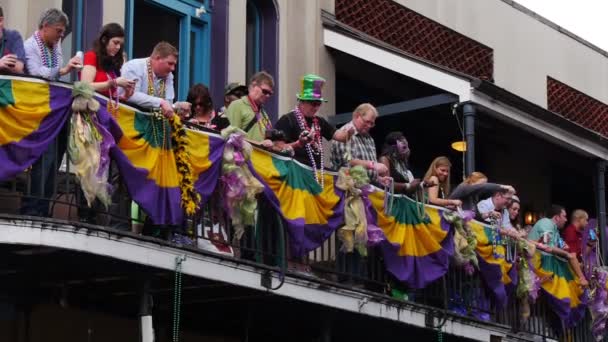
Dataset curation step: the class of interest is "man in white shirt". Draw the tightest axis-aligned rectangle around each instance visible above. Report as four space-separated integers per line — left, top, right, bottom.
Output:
477 187 515 229
24 8 82 80
120 41 189 117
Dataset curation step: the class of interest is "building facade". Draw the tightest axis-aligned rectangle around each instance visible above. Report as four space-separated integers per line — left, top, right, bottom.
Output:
1 0 607 341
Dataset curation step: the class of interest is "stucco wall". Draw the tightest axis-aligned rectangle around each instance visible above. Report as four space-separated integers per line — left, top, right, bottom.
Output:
3 0 62 38
227 0 247 86
277 0 336 118
226 0 337 117
102 0 126 27
394 0 608 108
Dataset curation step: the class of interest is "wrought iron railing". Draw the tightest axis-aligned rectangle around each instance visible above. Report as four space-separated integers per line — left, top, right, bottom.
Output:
0 133 594 342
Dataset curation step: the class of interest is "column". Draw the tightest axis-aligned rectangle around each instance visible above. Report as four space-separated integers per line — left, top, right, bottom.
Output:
596 160 607 264
463 103 476 176
139 279 154 342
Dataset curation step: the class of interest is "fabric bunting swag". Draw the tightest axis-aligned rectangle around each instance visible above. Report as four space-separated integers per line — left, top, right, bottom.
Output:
0 76 594 330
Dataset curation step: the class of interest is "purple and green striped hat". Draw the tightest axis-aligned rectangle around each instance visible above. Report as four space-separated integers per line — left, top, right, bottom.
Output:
296 74 327 102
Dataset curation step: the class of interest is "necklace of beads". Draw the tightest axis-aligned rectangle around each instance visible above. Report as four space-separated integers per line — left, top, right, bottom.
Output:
147 59 169 148
489 216 508 259
34 31 58 68
294 105 324 188
150 110 168 149
146 58 165 99
106 71 120 116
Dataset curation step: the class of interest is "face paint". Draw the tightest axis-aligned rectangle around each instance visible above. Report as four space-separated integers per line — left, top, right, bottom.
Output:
396 139 410 157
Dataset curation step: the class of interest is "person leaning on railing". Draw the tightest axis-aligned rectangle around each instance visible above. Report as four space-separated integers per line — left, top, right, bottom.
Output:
186 83 229 131
330 103 391 187
24 8 82 80
378 131 426 193
0 6 25 74
226 71 275 146
528 205 589 287
476 187 517 228
119 41 190 118
561 209 593 263
19 8 82 217
80 23 135 100
77 23 136 228
424 156 461 209
450 172 512 211
275 74 354 168
217 82 247 119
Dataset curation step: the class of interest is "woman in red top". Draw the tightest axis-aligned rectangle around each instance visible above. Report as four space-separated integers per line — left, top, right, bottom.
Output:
80 23 134 112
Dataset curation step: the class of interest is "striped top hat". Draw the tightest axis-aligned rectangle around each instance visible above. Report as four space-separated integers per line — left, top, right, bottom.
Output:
296 74 327 102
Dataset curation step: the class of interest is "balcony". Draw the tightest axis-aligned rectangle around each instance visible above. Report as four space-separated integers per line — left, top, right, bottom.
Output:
0 76 599 341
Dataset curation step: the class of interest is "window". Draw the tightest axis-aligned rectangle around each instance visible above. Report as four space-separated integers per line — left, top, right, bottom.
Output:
246 1 260 80
127 0 211 99
245 0 279 119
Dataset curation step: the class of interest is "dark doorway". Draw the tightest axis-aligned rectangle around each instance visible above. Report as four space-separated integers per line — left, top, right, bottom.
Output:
133 0 181 94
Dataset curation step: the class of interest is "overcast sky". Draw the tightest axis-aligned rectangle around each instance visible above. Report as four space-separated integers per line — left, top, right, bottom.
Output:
514 0 608 51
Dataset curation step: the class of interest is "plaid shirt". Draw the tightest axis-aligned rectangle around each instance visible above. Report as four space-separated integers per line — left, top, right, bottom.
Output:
330 121 378 180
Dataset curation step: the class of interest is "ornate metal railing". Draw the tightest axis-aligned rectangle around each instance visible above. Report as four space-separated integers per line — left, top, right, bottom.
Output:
0 134 594 341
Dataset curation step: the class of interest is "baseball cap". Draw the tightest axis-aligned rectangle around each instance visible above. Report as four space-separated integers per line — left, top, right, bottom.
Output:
224 82 248 96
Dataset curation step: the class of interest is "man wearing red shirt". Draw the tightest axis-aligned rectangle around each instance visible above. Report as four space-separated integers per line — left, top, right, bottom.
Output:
561 209 589 261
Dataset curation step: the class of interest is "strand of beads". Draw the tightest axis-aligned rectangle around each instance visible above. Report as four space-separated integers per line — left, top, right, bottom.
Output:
106 73 120 116
150 110 167 149
146 58 166 98
489 216 502 258
294 105 324 189
34 31 58 68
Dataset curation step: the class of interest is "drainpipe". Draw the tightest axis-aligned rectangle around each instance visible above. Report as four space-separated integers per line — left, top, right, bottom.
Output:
463 103 476 176
596 160 607 264
321 311 332 342
139 279 154 342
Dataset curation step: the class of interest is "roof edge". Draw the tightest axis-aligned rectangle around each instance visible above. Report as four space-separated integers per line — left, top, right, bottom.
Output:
501 0 608 58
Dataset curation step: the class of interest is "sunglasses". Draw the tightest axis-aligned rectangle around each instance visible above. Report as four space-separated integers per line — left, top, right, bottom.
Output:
301 101 322 107
261 88 273 96
193 101 210 108
361 118 375 127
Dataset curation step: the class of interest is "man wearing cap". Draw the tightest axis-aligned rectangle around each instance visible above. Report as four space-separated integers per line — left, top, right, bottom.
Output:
0 6 26 74
214 82 247 131
226 71 274 144
275 74 353 172
219 82 248 115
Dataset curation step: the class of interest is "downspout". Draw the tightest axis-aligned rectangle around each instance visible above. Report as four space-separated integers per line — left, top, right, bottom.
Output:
463 103 476 176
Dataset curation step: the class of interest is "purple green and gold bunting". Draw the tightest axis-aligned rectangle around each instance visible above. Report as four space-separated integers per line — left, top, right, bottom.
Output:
369 193 454 289
0 78 72 180
250 149 344 256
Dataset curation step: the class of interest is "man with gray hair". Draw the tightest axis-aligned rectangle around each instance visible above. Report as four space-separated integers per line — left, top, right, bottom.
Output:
19 8 81 217
330 103 390 184
24 8 82 80
0 6 26 74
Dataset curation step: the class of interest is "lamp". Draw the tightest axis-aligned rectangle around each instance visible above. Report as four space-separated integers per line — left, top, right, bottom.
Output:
524 211 537 225
451 141 467 152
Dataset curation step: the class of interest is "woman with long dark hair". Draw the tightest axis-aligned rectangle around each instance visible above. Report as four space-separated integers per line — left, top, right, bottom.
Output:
186 83 230 131
80 23 135 111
